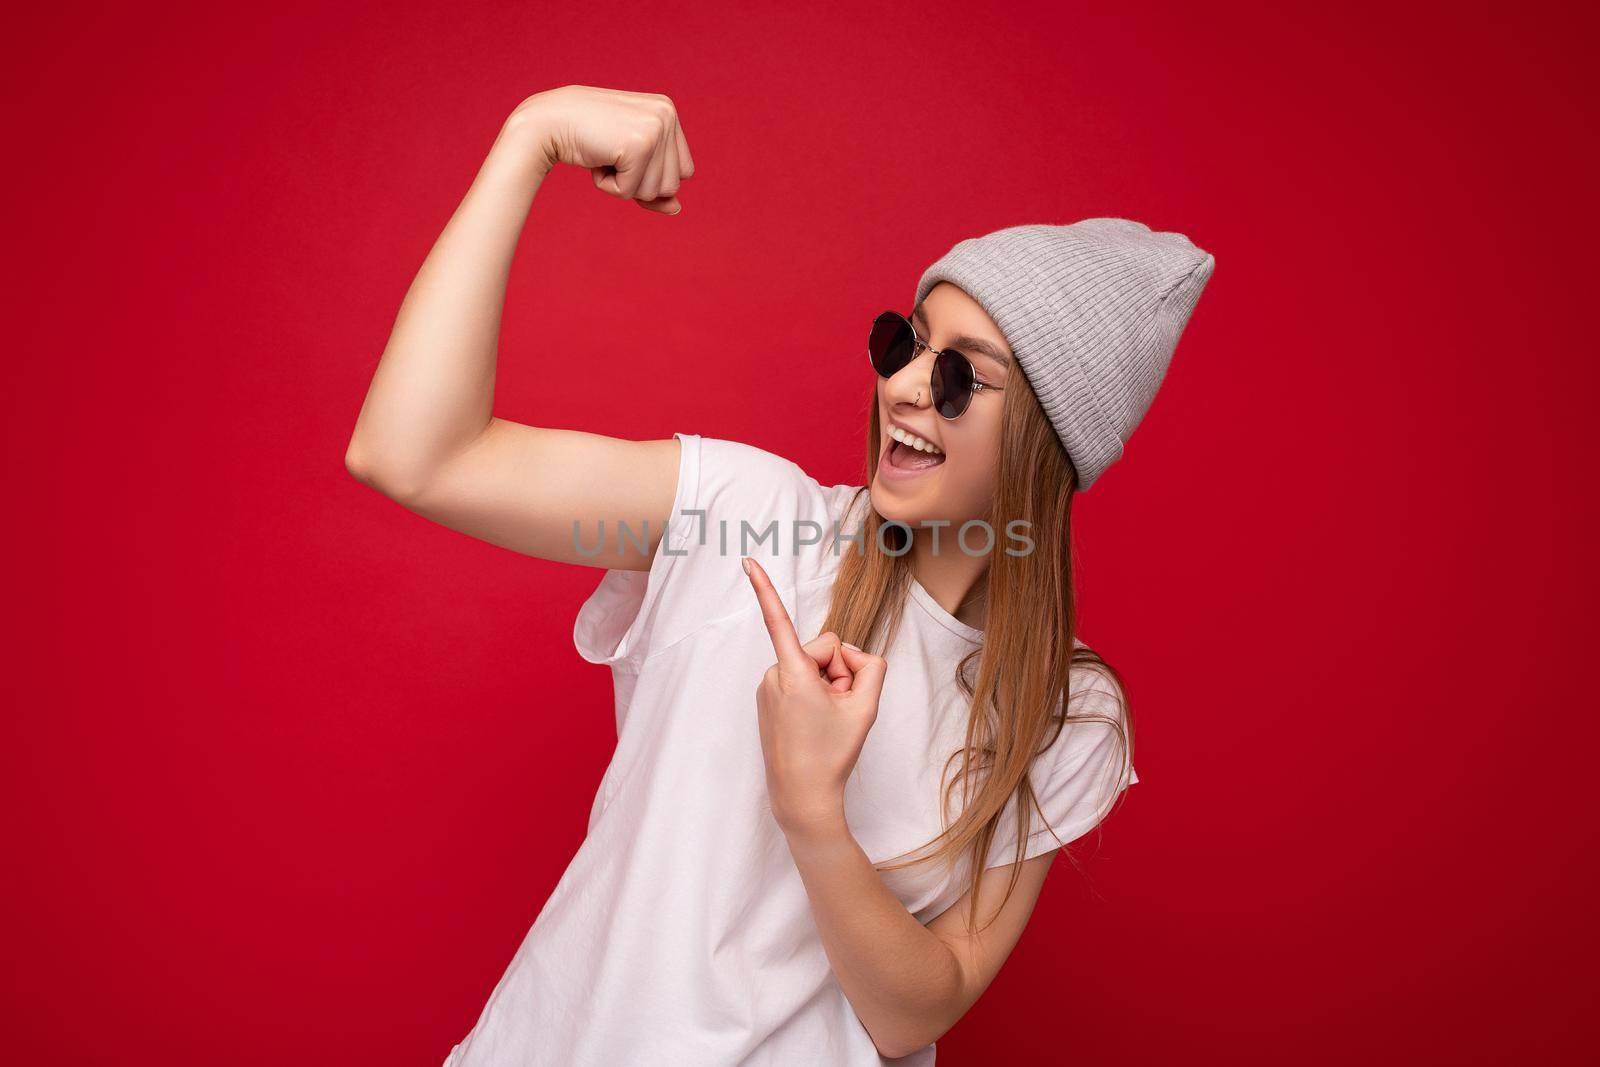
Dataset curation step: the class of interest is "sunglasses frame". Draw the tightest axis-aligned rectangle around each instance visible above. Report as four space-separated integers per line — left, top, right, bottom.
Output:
866 310 1004 420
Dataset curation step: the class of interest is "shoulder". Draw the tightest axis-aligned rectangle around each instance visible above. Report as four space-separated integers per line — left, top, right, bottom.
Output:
1065 638 1126 709
688 435 866 548
1040 651 1136 788
691 436 820 508
1033 651 1130 773
696 435 807 478
574 437 860 668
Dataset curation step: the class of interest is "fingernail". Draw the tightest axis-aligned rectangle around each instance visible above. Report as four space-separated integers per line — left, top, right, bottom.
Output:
741 557 752 575
843 642 861 651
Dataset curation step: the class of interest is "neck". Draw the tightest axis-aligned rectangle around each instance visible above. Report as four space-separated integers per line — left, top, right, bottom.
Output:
907 531 991 631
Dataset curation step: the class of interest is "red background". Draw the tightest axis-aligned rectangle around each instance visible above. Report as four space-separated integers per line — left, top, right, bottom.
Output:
6 2 1596 1063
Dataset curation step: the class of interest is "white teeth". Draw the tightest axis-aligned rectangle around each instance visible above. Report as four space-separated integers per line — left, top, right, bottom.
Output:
889 425 944 455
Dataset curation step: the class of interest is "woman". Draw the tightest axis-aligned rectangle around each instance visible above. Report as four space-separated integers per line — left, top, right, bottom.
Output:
345 85 1215 1065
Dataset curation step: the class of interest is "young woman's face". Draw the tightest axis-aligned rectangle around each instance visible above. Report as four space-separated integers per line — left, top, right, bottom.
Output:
871 282 1014 531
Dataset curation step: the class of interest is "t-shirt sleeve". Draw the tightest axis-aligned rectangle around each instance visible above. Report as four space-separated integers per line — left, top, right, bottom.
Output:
572 433 858 670
983 668 1140 869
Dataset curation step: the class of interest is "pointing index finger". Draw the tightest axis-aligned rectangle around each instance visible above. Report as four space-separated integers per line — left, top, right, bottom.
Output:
742 556 813 676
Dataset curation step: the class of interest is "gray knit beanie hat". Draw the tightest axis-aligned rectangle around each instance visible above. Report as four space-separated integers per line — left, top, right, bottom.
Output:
914 218 1215 491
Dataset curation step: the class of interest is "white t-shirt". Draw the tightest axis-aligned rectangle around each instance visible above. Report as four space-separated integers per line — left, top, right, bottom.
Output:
443 433 1138 1066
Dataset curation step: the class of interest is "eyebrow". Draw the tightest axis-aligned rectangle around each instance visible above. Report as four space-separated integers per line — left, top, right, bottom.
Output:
911 304 1013 369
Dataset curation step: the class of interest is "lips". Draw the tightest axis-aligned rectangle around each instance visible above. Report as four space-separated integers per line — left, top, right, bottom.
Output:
887 422 944 457
878 417 946 482
880 435 947 477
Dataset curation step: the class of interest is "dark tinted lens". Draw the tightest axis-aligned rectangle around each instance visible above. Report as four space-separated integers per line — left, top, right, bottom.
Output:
932 349 975 418
868 313 915 378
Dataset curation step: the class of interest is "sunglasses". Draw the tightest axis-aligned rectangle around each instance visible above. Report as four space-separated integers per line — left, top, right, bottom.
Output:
867 310 1004 419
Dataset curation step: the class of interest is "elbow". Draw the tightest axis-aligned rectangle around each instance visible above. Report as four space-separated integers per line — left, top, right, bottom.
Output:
871 1019 941 1061
870 953 963 1058
343 437 425 503
343 436 388 491
344 437 374 485
874 1036 932 1062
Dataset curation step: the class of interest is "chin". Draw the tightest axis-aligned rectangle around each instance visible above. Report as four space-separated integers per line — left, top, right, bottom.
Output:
869 470 993 537
868 478 946 529
867 480 917 525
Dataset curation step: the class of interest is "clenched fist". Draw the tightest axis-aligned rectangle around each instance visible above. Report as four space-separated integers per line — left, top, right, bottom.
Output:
506 84 696 215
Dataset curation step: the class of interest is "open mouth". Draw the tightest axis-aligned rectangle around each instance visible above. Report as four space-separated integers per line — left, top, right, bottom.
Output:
883 424 946 473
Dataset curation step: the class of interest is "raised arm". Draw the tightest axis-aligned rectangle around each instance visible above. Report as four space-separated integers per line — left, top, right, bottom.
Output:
343 85 697 570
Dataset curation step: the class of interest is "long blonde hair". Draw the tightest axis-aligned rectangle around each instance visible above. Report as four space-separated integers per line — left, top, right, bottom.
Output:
819 369 1134 932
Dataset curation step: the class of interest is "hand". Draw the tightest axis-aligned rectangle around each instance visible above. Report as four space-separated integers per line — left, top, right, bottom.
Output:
742 556 888 837
505 84 696 215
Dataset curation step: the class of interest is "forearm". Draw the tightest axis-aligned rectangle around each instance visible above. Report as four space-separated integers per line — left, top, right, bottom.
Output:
783 816 967 1059
345 107 554 493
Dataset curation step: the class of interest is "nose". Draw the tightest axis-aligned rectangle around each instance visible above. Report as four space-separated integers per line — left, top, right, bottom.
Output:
882 347 934 409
